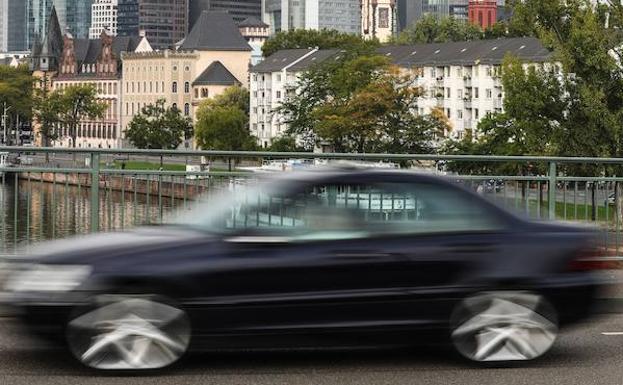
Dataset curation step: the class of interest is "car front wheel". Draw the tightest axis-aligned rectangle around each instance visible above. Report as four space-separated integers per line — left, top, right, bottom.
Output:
66 296 191 370
450 291 558 363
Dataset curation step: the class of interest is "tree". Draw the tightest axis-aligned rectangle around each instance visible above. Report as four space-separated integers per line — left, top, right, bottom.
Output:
0 65 34 144
279 54 443 153
32 88 61 148
268 135 303 152
393 15 483 44
262 29 379 57
125 99 193 150
195 106 255 151
199 85 249 114
54 85 107 148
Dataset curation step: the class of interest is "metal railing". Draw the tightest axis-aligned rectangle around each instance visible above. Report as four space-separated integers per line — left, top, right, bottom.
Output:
2 146 623 258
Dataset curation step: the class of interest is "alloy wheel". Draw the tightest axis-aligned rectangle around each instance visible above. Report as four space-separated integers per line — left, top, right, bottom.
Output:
66 297 191 370
450 292 558 362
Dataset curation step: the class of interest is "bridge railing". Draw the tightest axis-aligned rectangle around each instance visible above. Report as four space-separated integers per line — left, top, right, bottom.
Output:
1 146 623 258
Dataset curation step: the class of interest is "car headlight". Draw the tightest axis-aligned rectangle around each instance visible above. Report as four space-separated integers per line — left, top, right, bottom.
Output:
5 264 93 293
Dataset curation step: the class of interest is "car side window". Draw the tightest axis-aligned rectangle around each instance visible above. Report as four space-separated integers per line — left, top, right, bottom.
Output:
223 181 502 238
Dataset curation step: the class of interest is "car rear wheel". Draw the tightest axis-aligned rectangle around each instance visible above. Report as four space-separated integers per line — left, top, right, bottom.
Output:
66 296 191 370
450 291 558 363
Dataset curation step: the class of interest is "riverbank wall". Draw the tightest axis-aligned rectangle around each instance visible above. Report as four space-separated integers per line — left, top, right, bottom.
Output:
17 172 215 199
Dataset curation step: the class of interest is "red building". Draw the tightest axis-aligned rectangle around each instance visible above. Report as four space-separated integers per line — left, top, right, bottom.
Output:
468 0 497 29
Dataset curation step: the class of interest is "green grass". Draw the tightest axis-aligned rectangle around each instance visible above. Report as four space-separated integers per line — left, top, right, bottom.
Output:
102 161 186 171
501 198 616 222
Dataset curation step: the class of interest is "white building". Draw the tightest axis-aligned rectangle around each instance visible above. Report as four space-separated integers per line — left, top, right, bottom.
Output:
262 0 361 35
89 0 118 40
250 48 341 147
250 37 553 146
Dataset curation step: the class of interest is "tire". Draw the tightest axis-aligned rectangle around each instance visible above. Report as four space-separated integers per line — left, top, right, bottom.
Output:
66 295 191 370
449 291 558 363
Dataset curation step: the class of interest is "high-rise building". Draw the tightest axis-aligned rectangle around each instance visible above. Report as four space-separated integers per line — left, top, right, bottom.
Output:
89 0 118 39
397 0 471 31
0 0 7 52
189 0 261 30
468 0 496 29
6 0 28 51
27 0 93 47
117 0 188 49
262 0 360 35
361 0 397 43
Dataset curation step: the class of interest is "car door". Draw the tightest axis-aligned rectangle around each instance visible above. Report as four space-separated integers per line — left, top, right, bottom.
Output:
189 177 419 336
354 178 510 325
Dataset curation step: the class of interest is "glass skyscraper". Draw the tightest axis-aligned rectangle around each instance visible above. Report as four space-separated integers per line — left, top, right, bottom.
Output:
117 0 188 49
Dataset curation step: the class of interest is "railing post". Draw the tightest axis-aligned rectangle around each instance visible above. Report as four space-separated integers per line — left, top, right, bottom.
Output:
90 152 100 233
548 161 557 220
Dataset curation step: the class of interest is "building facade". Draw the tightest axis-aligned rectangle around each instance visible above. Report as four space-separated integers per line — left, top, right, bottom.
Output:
262 0 361 35
189 0 261 29
249 48 340 147
361 0 397 43
53 30 150 148
397 0 471 31
89 0 118 39
121 11 251 147
468 0 496 29
251 38 553 146
117 0 188 49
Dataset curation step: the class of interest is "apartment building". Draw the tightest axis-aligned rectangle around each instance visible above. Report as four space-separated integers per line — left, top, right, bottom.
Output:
249 48 340 147
250 37 553 146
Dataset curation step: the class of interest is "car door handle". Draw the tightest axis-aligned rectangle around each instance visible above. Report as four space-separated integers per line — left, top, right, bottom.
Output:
332 252 398 259
444 243 496 254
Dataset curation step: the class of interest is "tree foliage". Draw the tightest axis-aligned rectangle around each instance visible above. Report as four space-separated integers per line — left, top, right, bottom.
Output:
393 15 484 44
279 55 449 153
125 99 193 149
195 87 256 151
262 29 379 57
54 85 107 148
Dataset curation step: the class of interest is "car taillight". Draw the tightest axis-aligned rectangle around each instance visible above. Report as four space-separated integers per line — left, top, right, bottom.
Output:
568 249 617 271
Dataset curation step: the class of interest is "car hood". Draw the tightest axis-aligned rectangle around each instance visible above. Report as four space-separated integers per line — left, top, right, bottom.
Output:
19 226 211 265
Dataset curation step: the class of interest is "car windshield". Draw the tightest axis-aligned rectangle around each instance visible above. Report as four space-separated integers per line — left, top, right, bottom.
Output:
172 178 504 239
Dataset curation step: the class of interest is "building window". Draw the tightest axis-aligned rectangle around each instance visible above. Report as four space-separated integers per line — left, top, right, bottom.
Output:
486 89 492 99
475 108 480 120
172 82 178 93
276 91 281 99
446 108 451 119
276 74 281 82
184 103 190 116
458 89 463 99
446 88 451 98
172 103 178 111
184 82 190 94
194 88 199 98
458 110 463 119
474 87 479 98
378 7 389 28
201 88 208 98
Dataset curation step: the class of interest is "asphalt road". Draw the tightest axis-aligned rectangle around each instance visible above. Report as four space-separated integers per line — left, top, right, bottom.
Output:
1 314 623 385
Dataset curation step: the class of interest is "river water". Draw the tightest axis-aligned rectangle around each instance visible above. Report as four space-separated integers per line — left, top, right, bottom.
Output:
0 177 186 255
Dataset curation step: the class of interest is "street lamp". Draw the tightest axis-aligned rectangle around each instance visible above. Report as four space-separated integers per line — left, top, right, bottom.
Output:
2 103 12 145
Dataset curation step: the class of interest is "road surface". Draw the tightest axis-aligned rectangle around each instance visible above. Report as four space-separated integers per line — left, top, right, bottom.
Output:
1 313 623 385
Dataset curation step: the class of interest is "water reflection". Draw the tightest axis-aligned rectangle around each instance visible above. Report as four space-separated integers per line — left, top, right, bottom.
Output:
0 178 184 254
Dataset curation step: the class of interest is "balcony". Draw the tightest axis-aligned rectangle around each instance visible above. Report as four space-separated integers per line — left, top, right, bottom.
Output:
436 76 444 86
463 96 473 109
464 120 473 130
493 98 503 109
493 76 502 88
463 75 472 88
